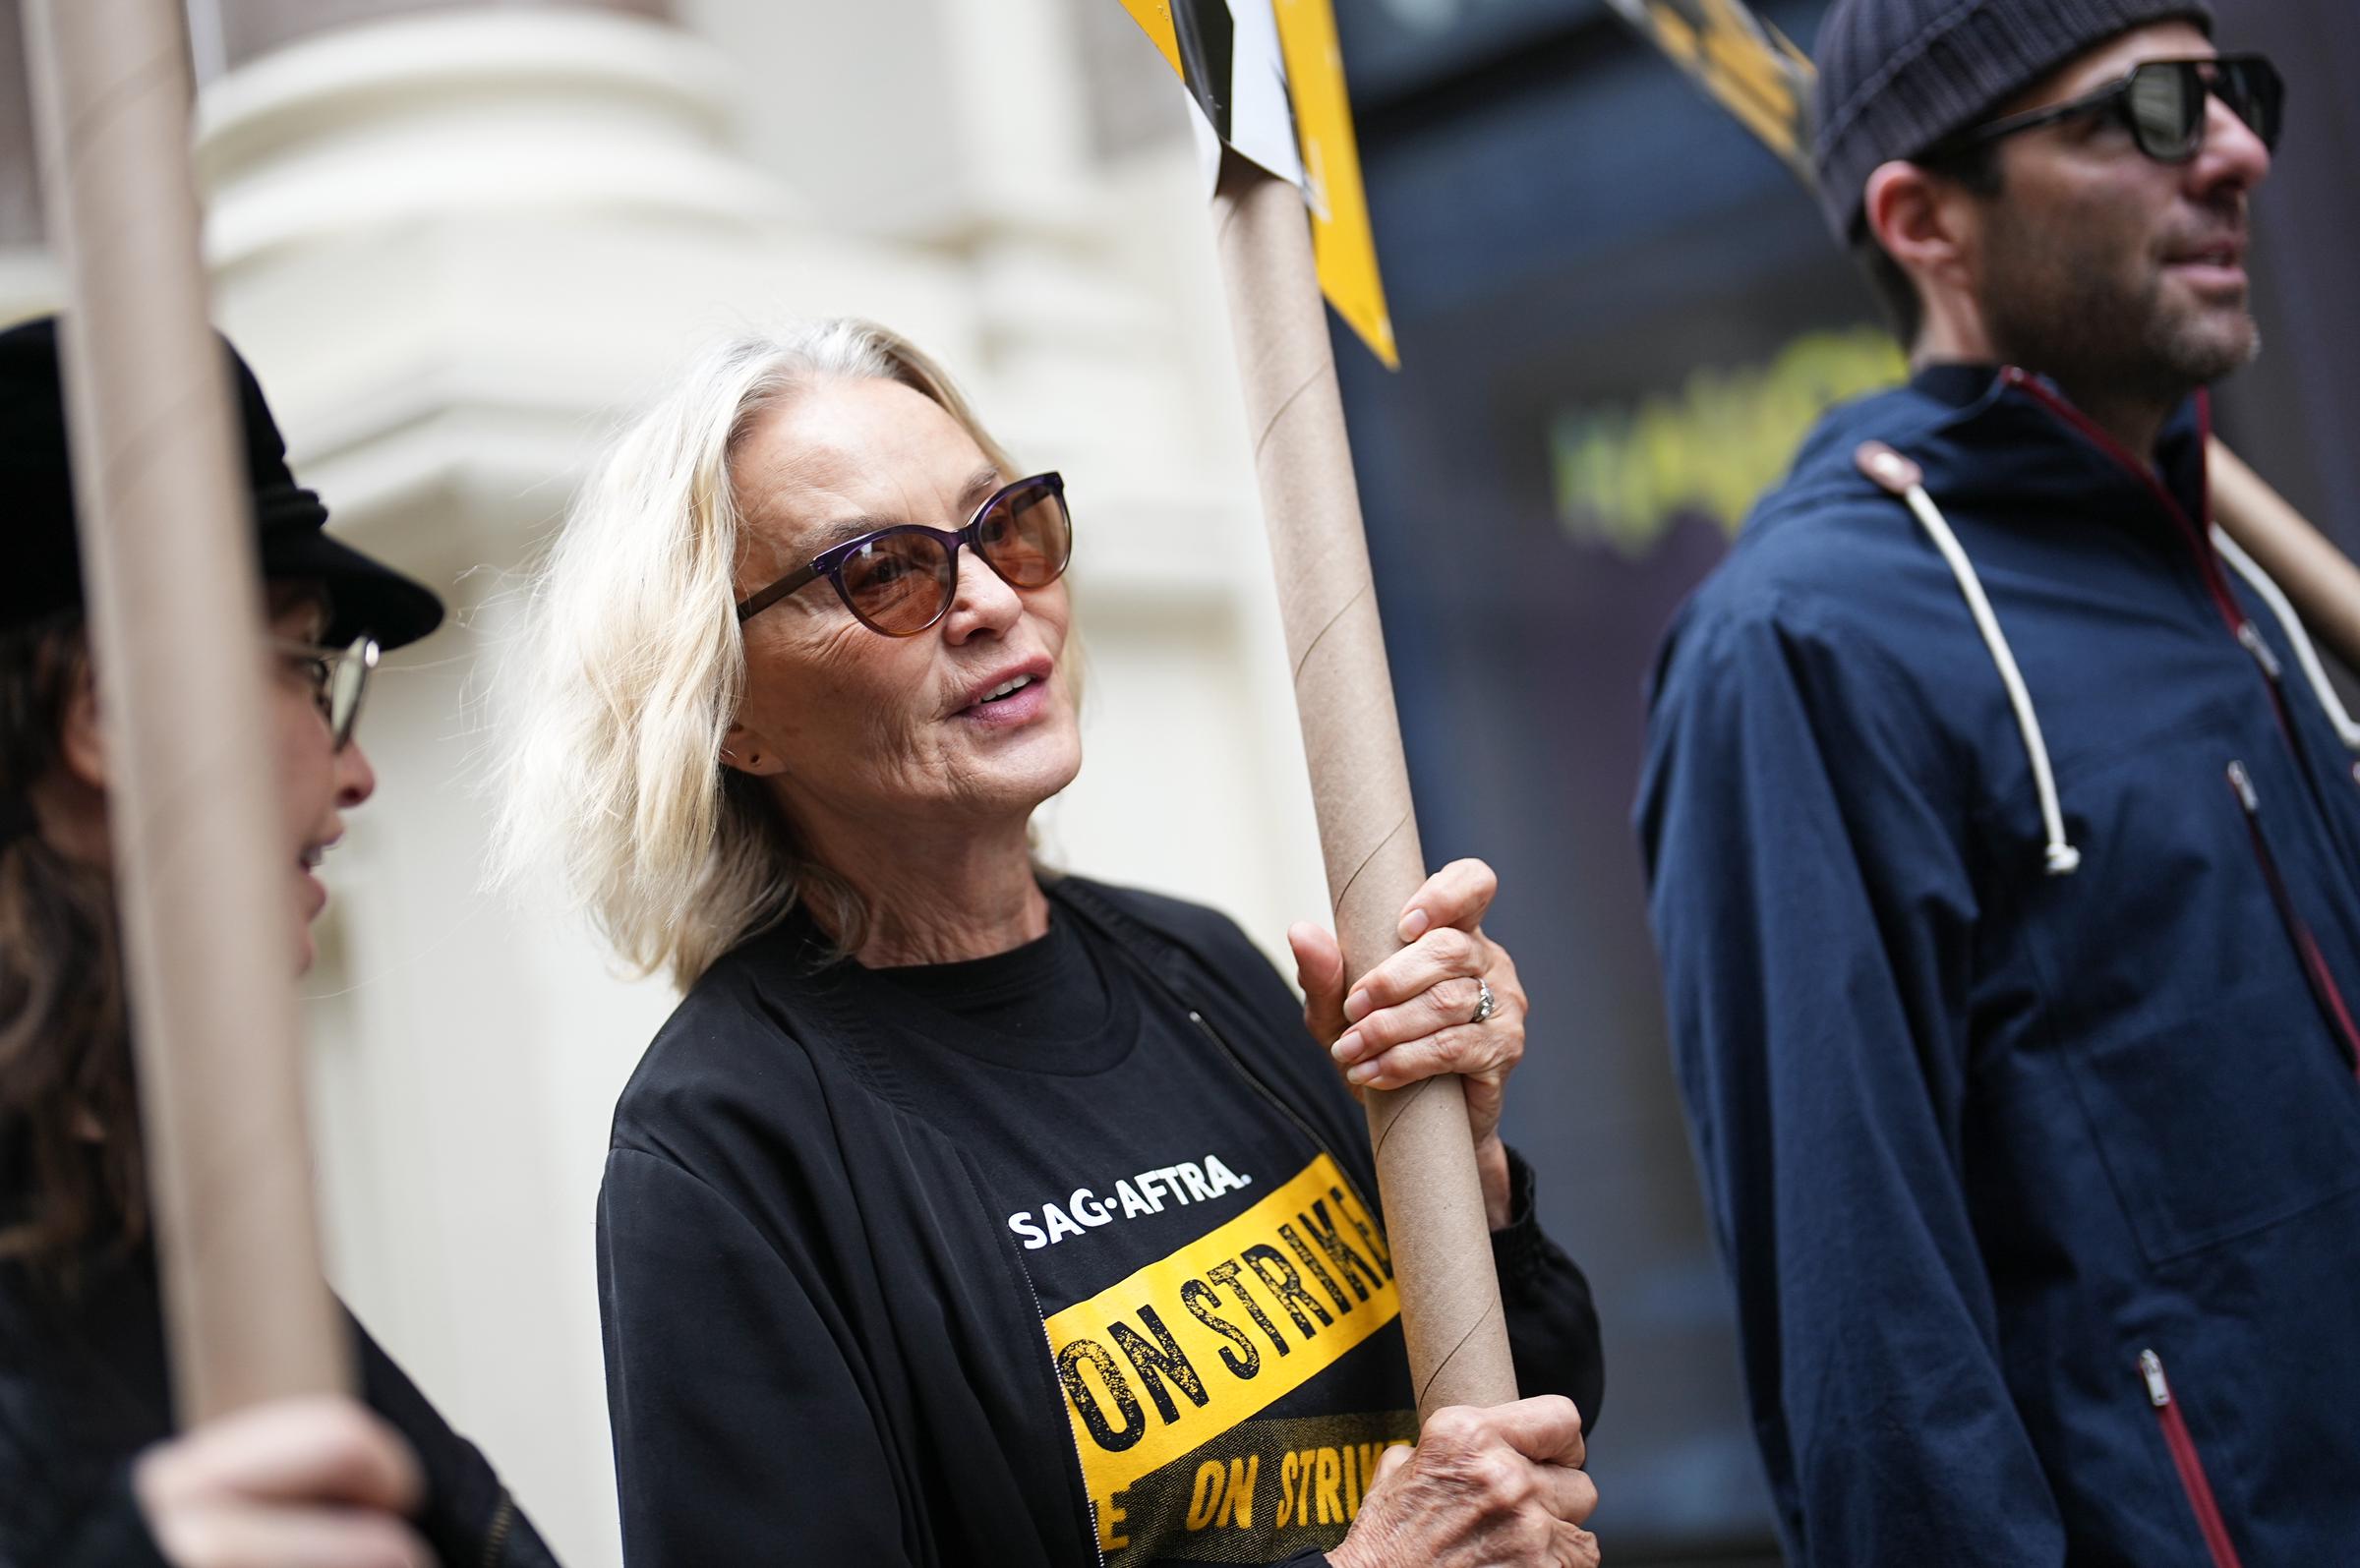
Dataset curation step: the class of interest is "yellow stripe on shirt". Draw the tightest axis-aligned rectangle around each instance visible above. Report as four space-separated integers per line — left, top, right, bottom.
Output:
1043 1152 1398 1513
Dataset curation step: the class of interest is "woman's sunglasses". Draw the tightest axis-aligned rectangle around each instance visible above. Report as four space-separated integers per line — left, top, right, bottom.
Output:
1943 54 2282 165
735 472 1073 639
273 634 379 752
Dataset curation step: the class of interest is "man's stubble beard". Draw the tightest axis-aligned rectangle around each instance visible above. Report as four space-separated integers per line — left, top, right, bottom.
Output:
1976 208 2261 416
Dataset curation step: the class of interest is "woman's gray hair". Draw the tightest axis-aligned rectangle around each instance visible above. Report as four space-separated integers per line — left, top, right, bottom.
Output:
493 319 1016 989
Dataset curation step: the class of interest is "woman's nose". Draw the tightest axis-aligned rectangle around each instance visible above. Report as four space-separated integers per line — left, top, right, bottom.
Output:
940 546 1023 642
335 736 379 809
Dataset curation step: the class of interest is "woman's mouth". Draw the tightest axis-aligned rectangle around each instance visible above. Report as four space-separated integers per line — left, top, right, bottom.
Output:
956 670 1050 726
297 843 331 917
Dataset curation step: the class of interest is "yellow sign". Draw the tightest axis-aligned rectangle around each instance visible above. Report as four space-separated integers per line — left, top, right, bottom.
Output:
1609 0 1817 179
1118 0 1184 80
1272 0 1398 368
1112 0 1400 369
1551 326 1906 557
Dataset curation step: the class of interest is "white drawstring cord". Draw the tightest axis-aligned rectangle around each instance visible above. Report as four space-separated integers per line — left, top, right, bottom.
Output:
1856 442 2082 876
2210 524 2360 752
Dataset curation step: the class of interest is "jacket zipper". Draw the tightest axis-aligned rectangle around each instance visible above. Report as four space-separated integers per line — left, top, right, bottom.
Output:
2226 761 2360 1074
1184 1008 1388 1234
2233 621 2281 681
2011 372 2360 1048
478 1493 516 1568
1060 878 1385 1218
1018 1251 1111 1568
2002 370 2304 749
2001 371 2245 631
2139 1349 2247 1568
1046 881 1338 1168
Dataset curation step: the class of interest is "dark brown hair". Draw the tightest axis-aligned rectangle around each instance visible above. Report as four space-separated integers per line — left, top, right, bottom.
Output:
0 612 144 1275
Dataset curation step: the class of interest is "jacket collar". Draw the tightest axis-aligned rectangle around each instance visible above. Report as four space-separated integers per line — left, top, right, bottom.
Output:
1900 362 2212 534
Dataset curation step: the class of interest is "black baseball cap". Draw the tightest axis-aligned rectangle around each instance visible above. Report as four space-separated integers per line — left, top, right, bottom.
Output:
0 315 443 649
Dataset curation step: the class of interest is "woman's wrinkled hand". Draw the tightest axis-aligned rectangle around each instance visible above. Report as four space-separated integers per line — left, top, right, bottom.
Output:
1329 1397 1599 1568
1289 858 1527 1225
134 1395 432 1568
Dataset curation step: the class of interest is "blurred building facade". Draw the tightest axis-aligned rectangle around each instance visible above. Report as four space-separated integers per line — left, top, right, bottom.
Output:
1328 1 2358 1564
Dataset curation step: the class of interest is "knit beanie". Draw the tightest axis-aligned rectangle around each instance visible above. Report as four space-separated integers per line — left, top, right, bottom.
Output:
1812 0 2214 240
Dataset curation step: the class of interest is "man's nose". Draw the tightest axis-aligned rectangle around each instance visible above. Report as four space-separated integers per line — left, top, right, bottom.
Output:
2195 89 2272 193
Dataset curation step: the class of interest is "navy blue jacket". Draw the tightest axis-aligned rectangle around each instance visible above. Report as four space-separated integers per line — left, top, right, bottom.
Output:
1637 364 2360 1566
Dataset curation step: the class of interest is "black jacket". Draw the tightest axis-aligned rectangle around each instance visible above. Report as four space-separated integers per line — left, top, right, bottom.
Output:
0 1242 560 1568
598 876 1603 1566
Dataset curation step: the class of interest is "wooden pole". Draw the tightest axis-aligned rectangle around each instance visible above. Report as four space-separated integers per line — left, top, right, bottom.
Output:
2211 437 2360 678
24 0 348 1421
1211 150 1517 1416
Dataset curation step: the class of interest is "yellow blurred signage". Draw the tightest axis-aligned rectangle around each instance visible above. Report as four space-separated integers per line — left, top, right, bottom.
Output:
1603 0 1818 180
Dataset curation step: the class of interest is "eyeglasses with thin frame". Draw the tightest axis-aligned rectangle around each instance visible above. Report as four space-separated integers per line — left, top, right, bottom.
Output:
735 472 1072 638
1940 54 2282 165
272 634 379 752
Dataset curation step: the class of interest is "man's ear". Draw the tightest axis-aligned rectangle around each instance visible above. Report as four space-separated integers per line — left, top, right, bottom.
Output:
1864 158 1978 299
58 655 106 791
720 721 787 779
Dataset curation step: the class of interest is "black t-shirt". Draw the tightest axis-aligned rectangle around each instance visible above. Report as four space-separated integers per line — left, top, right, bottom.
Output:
855 912 1415 1567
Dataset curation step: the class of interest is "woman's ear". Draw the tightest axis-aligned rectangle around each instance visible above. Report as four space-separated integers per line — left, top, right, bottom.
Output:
58 656 106 791
720 722 787 779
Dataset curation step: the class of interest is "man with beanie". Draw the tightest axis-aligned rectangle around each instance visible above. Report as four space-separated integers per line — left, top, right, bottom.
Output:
1638 3 2359 1564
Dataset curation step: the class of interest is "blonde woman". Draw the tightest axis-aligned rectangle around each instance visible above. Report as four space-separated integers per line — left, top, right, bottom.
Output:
501 321 1604 1568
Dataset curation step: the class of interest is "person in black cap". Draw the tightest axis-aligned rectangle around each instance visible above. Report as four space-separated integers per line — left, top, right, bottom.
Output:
1638 2 2360 1564
0 316 560 1568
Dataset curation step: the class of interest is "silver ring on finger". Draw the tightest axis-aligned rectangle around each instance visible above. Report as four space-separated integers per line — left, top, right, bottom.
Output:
1470 975 1497 1025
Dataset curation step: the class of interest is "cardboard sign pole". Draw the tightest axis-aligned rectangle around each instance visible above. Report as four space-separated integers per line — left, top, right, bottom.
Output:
1211 151 1517 1416
2211 439 2360 677
24 0 347 1421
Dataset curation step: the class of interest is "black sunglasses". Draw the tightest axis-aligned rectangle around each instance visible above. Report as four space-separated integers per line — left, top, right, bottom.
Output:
1942 54 2282 165
272 634 379 753
736 472 1072 638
